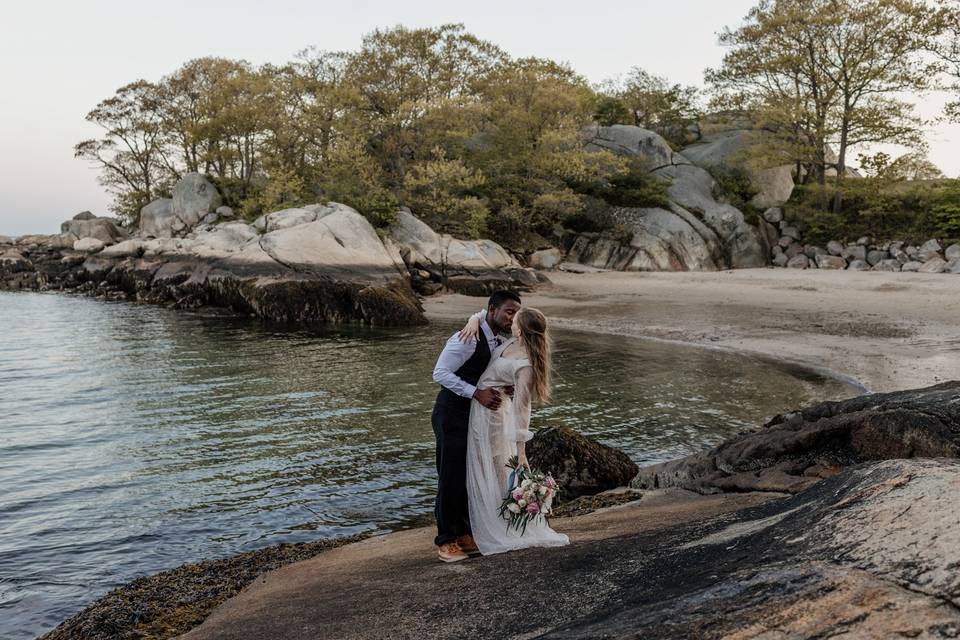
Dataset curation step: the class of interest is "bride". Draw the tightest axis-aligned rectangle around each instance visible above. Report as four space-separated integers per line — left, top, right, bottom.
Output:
459 306 569 555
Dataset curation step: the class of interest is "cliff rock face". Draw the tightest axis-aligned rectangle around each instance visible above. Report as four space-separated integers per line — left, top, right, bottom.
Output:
574 124 767 271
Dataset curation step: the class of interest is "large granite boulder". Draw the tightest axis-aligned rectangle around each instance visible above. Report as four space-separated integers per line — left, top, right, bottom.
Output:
60 216 128 245
33 202 426 325
190 223 261 258
388 210 539 295
552 459 960 639
528 426 639 501
172 173 222 228
681 124 795 209
140 174 222 238
633 381 960 495
73 238 105 253
582 123 683 170
260 206 406 283
578 124 767 270
139 198 177 238
564 206 722 271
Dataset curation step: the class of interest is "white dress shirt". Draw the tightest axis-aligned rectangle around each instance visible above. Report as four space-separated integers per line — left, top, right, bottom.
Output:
432 314 502 399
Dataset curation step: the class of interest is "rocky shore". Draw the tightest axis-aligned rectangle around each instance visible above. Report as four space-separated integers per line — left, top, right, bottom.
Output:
40 382 960 640
0 175 540 326
179 383 960 640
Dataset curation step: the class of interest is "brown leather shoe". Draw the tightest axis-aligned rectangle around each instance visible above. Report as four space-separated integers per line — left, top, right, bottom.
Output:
456 534 480 555
437 542 468 563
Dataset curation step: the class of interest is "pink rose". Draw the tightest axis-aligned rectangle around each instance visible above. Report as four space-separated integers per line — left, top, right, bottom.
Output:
525 502 540 514
512 488 524 501
546 477 557 489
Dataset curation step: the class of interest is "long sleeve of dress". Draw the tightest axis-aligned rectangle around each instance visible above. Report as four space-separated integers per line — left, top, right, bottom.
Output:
511 365 535 445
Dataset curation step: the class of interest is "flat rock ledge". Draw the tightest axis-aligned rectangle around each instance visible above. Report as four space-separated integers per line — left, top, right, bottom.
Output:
176 459 959 640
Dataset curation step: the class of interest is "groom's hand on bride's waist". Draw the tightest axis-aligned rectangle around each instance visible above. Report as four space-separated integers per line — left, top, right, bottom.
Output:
473 388 502 410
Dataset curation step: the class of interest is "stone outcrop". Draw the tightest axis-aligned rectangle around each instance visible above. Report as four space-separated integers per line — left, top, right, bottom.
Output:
139 173 223 238
574 124 767 271
119 459 960 640
60 215 128 245
1 204 425 326
552 459 960 639
388 209 540 295
681 115 795 209
527 426 640 501
633 381 960 495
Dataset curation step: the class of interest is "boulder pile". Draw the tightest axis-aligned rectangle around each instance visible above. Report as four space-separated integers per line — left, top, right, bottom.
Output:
765 206 960 273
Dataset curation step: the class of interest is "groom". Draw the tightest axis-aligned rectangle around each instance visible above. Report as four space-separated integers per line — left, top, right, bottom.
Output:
431 289 522 562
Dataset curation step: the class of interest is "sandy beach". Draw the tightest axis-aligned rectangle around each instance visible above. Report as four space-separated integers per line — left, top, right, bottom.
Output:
425 268 960 394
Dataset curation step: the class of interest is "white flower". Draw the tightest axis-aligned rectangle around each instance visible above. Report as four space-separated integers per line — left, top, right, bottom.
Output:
518 499 527 508
538 486 547 496
507 503 521 514
521 479 533 488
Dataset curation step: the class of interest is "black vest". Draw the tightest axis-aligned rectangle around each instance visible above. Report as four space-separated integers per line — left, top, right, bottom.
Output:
436 333 492 414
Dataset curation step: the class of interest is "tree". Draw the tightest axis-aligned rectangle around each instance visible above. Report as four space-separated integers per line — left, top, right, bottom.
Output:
595 68 701 146
858 150 945 181
708 0 947 206
933 1 960 122
470 57 624 241
344 24 506 188
74 80 169 220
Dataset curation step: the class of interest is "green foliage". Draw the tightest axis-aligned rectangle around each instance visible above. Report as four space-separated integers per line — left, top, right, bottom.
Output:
929 183 960 242
569 159 671 209
706 164 762 225
560 197 616 234
402 149 489 237
784 180 958 245
593 96 632 126
596 68 701 147
706 0 948 196
77 26 638 246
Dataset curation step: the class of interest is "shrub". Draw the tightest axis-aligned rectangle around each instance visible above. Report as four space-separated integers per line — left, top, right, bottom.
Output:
784 180 953 245
569 159 671 209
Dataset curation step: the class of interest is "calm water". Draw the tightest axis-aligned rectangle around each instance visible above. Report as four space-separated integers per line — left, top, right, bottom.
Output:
0 292 856 639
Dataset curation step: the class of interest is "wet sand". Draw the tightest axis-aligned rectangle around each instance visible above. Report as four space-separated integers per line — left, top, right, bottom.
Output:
425 269 960 393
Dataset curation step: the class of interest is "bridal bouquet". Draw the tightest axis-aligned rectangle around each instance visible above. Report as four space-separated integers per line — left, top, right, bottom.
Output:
499 456 559 534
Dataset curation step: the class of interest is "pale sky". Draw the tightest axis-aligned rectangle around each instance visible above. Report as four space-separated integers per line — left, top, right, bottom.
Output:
1 0 958 236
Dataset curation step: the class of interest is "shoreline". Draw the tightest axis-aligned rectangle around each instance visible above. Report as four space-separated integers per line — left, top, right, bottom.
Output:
425 268 960 394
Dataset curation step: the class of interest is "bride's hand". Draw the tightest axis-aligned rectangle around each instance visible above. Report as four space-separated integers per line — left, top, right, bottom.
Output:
517 452 530 470
458 313 481 343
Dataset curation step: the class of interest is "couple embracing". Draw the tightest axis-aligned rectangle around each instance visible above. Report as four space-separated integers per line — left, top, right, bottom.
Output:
431 290 568 562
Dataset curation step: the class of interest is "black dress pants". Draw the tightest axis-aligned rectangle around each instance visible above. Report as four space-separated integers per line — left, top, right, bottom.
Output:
432 395 472 546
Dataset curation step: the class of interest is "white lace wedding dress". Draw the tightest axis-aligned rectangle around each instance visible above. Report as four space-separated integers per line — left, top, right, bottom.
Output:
465 338 570 555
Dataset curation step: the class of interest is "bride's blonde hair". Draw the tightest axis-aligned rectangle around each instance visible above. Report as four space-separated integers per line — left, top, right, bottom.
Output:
516 307 552 404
